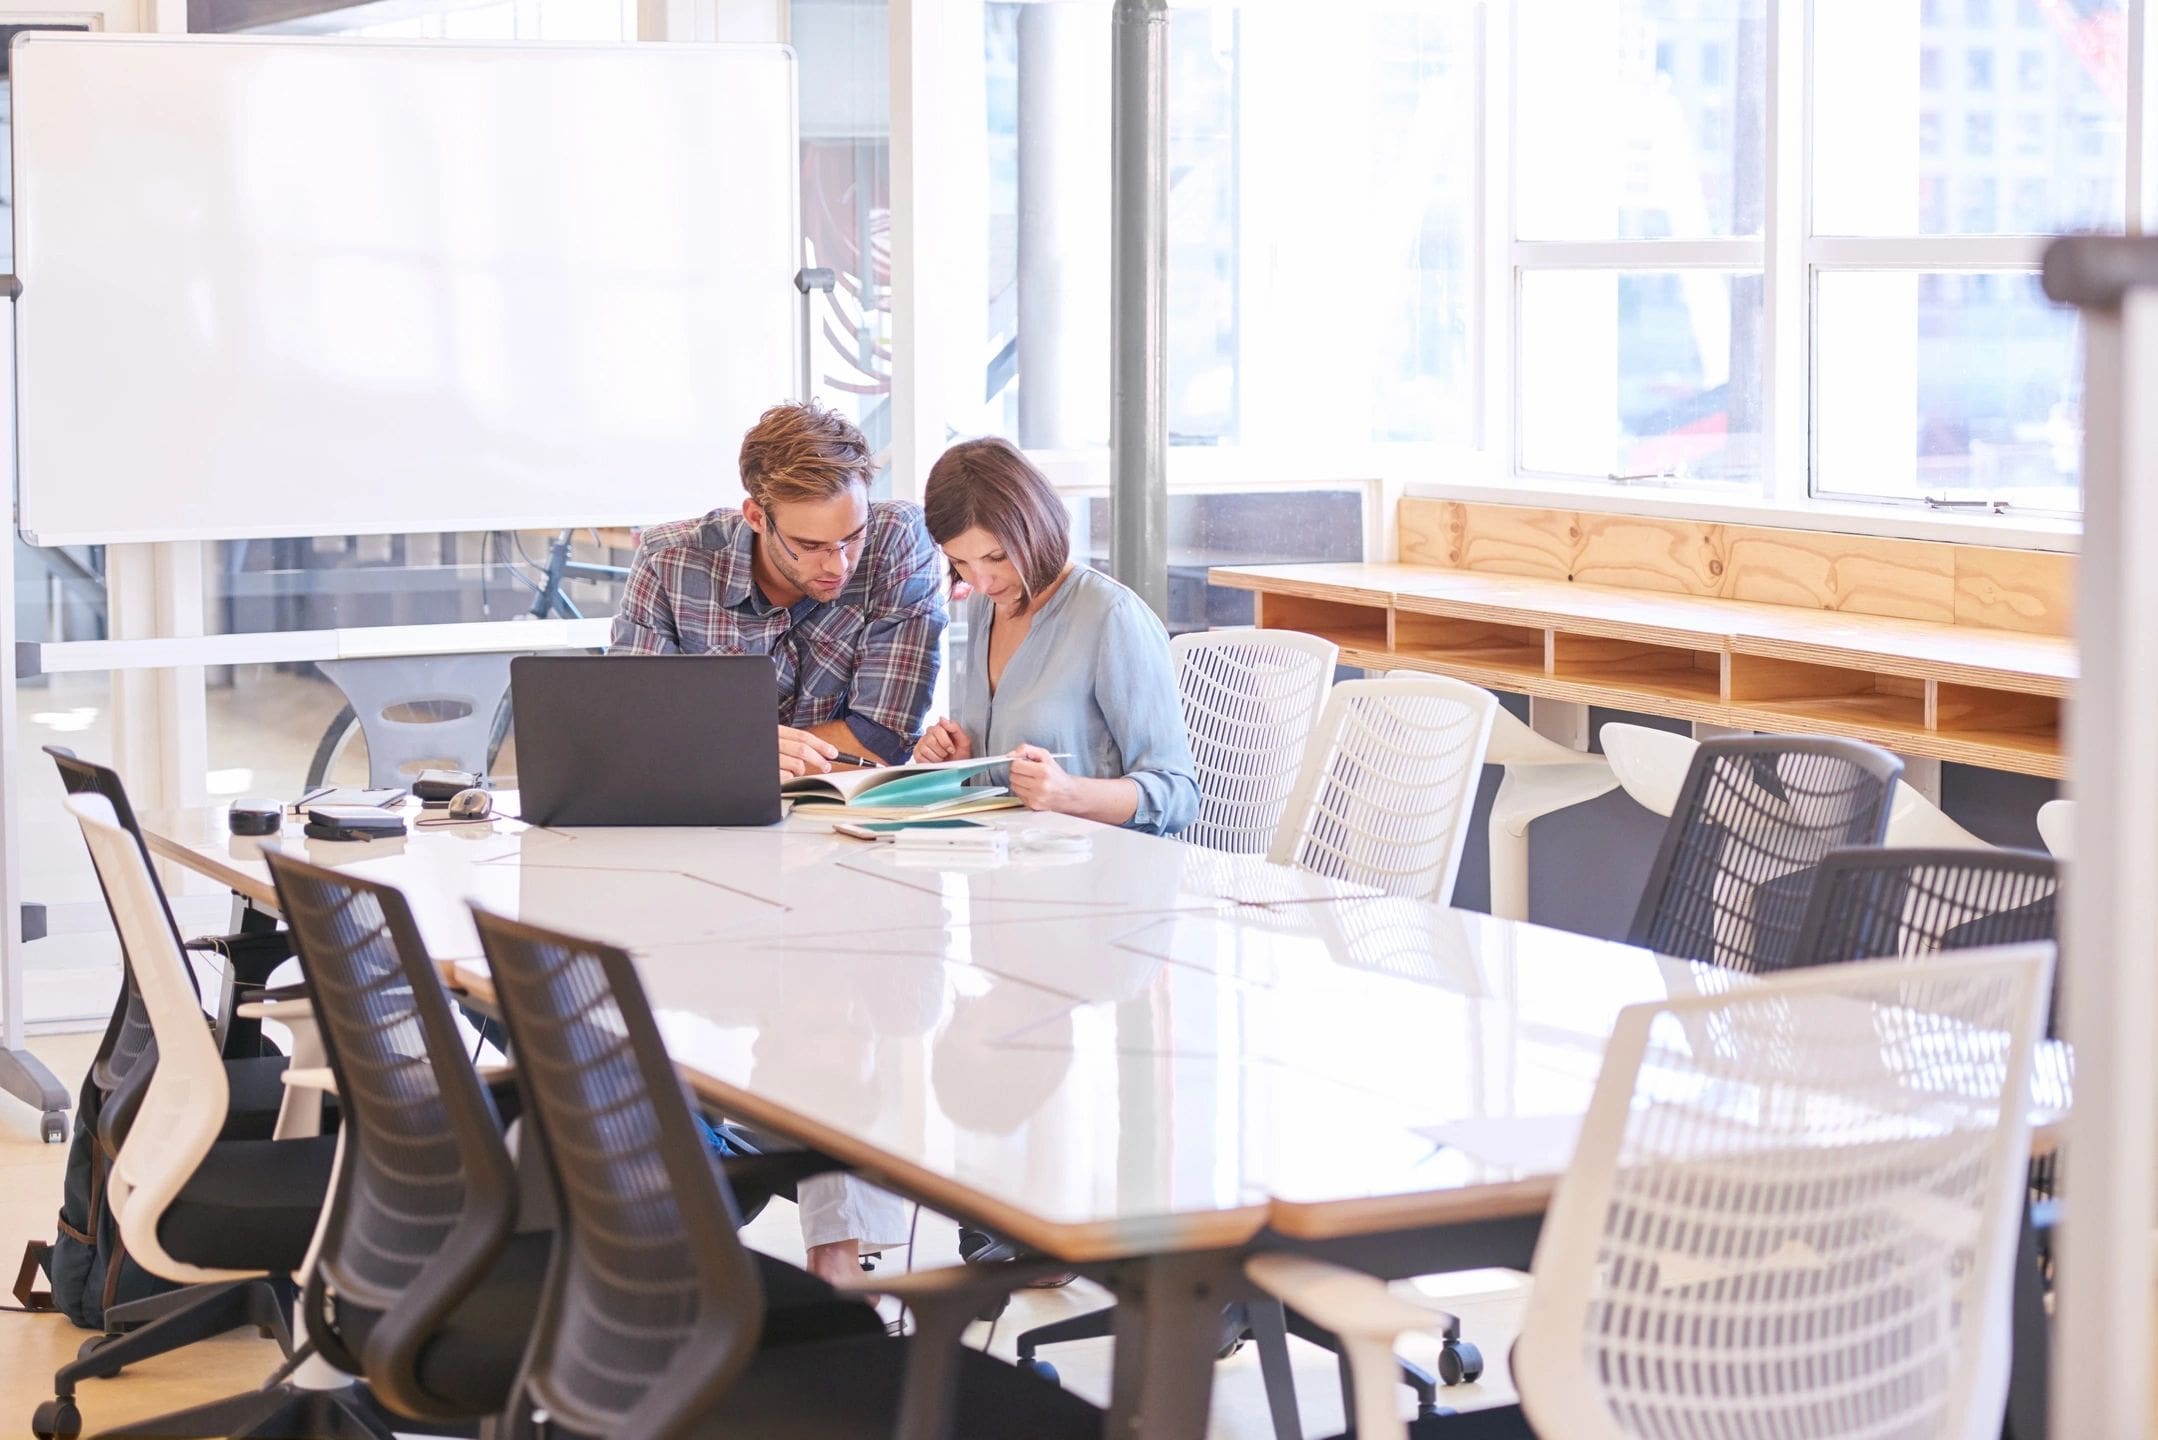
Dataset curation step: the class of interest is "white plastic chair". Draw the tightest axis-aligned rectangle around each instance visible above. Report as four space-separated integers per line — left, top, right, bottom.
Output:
1600 721 1989 848
1479 705 1619 921
1269 676 1498 903
1251 945 2054 1440
1173 629 1339 854
2035 797 2073 859
1384 676 1620 920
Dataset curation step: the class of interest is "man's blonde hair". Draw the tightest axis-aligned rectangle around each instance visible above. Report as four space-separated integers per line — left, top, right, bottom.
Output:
739 402 876 510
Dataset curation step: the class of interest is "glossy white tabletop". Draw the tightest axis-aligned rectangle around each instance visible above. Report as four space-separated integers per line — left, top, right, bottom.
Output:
446 898 1702 1257
146 799 2055 1263
140 799 1375 962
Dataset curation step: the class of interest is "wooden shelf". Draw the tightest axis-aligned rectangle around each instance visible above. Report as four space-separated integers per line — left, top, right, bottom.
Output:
1249 591 1389 654
1393 612 1544 679
1550 632 1721 702
1214 552 2075 780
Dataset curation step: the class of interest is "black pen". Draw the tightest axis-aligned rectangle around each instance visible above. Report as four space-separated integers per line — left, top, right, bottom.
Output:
827 752 882 769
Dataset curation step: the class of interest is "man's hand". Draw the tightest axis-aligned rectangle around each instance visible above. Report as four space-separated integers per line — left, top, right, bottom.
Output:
778 725 839 781
911 718 973 764
1007 744 1076 813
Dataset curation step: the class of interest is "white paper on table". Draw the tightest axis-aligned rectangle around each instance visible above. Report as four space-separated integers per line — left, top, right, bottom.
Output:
1413 1114 1584 1174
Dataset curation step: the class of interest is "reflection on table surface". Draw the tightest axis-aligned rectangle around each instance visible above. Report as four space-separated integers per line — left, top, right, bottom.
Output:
142 797 2068 1257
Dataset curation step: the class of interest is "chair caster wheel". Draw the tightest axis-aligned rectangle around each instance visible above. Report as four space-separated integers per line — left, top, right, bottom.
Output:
33 1397 82 1440
75 1332 121 1370
1436 1339 1484 1385
1215 1335 1246 1362
1018 1357 1059 1386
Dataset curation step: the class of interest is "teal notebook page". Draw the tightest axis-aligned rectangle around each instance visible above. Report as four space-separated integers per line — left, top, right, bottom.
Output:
860 767 991 808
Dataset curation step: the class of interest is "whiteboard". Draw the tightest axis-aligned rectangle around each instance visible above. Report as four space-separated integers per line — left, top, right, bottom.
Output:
10 34 800 546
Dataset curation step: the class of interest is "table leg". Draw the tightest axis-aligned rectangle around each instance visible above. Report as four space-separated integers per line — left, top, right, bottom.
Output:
1105 1253 1230 1440
2004 1204 2048 1440
1246 1298 1304 1440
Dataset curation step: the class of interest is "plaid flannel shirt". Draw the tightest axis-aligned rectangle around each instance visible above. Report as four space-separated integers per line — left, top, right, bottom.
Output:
607 502 946 763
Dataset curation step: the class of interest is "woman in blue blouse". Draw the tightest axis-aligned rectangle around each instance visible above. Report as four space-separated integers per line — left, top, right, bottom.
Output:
911 437 1199 836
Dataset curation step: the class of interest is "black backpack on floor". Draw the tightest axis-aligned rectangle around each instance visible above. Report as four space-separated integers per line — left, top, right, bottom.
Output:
14 1066 179 1331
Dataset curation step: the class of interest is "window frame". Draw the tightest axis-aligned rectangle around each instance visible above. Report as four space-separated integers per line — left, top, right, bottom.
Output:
1490 0 2142 522
882 0 2134 542
1505 1 1775 495
1799 0 2138 519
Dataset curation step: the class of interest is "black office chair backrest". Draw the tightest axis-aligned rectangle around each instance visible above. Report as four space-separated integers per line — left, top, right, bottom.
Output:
45 745 185 1098
473 906 765 1440
1787 845 2060 971
262 848 519 1416
1628 736 1904 974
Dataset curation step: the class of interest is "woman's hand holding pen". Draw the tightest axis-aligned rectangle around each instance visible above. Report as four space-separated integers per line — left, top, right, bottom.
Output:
1007 744 1077 812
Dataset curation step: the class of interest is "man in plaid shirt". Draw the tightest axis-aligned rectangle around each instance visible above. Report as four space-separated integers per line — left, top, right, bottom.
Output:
610 402 946 776
608 401 944 1292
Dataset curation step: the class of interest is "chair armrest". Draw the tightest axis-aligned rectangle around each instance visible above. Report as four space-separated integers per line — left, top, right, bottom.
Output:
236 996 315 1022
279 1067 338 1094
1245 1255 1455 1343
832 1256 1091 1440
233 980 310 1003
717 1149 854 1195
186 930 294 983
826 1257 1079 1306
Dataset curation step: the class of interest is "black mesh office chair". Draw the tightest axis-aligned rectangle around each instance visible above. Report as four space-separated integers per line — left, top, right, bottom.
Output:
1788 844 2066 1268
36 795 347 1440
40 750 293 1346
45 746 295 1065
1786 845 2060 971
261 847 542 1424
1627 736 1905 974
473 905 1102 1440
260 848 884 1425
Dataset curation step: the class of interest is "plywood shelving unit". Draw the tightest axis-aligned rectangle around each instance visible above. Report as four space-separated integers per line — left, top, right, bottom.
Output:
1210 500 2076 779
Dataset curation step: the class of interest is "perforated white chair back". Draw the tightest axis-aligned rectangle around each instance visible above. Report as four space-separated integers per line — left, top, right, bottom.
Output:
1516 946 2052 1440
65 792 241 1283
1267 675 1497 903
1172 628 1339 854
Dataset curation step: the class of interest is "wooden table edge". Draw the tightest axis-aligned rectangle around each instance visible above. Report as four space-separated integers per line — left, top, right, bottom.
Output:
145 826 277 909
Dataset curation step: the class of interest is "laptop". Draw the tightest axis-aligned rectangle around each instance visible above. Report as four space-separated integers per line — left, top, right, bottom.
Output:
511 655 782 827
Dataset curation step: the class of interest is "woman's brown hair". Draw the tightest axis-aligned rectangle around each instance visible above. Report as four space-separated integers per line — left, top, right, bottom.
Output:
922 437 1071 614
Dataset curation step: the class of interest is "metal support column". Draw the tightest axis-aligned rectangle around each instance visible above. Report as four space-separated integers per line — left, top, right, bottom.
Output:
2041 235 2158 1440
0 281 66 1141
1110 0 1170 620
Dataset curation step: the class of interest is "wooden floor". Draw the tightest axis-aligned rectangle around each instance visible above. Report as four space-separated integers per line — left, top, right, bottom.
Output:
1 1030 1527 1439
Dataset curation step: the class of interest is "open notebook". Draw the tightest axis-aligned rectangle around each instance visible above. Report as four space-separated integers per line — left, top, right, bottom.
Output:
781 754 1037 818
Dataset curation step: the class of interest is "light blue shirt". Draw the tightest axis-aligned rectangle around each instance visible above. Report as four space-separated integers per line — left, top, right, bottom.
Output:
950 566 1200 836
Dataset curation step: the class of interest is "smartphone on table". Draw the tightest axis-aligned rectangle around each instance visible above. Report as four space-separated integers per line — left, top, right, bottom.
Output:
833 818 990 840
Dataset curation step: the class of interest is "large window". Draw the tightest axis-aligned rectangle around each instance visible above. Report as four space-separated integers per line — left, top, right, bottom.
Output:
1504 0 2125 514
793 0 893 474
980 1 1476 455
1513 0 1768 487
1807 0 2121 511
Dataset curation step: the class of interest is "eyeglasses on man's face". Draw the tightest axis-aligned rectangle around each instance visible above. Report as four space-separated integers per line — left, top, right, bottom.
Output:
765 522 869 563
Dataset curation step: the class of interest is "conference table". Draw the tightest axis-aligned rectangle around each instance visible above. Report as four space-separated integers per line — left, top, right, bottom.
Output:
136 798 2057 1440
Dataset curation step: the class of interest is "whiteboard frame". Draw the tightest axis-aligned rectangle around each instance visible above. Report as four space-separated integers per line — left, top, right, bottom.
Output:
8 31 804 547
